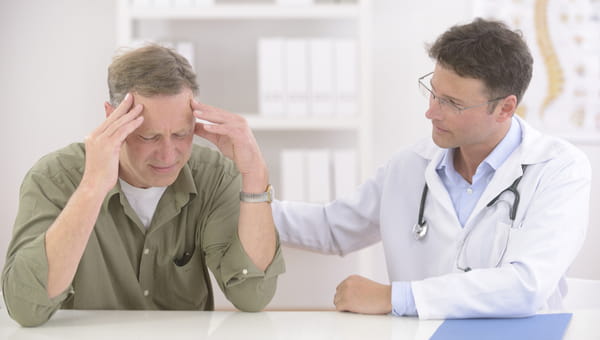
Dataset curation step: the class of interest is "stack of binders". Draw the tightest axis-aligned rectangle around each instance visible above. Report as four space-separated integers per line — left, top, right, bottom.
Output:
258 38 358 118
280 149 357 203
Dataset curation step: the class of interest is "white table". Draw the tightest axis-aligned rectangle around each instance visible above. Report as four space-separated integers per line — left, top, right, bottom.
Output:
1 309 598 339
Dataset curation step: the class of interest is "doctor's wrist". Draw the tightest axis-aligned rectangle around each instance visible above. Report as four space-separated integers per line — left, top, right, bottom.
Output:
391 281 418 316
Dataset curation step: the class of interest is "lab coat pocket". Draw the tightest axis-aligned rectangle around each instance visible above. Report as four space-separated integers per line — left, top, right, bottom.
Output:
459 221 511 270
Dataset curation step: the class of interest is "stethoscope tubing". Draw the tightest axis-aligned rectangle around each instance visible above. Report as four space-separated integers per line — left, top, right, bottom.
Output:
413 165 527 241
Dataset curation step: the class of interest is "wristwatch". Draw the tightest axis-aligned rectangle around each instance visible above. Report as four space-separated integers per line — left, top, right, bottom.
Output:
239 184 274 203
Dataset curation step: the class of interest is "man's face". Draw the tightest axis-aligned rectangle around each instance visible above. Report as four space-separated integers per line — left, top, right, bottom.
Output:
424 64 503 152
118 89 195 188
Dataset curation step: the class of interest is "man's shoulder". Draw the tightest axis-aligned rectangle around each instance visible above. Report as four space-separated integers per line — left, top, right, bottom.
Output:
29 143 86 178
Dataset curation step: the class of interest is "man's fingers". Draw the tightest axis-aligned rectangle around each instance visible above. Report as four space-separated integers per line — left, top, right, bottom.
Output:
193 109 226 125
192 99 243 125
95 92 135 135
114 116 145 143
107 93 133 120
104 103 144 137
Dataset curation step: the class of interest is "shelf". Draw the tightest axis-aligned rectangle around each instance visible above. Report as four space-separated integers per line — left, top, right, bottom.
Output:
129 4 360 20
241 114 360 131
116 0 374 179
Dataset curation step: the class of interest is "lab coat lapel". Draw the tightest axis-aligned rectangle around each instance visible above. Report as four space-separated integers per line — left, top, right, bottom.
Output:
424 149 460 225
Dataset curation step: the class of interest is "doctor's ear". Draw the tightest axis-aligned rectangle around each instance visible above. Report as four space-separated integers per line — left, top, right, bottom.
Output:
495 95 518 122
104 101 115 118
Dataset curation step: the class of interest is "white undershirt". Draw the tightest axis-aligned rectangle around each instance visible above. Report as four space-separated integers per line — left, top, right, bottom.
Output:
119 179 167 229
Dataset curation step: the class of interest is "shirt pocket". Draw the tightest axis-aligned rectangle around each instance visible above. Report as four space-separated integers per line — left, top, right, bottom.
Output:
154 247 211 310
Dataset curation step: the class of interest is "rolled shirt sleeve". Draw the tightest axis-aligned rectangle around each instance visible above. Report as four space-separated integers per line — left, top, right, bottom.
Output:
217 232 285 312
201 159 285 312
391 281 418 317
2 233 72 327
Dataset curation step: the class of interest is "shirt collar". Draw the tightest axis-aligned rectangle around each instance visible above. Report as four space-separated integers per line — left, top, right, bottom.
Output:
482 117 522 171
436 117 522 177
104 162 198 210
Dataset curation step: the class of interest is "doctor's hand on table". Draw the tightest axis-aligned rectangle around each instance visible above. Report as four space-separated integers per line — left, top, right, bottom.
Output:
334 275 393 314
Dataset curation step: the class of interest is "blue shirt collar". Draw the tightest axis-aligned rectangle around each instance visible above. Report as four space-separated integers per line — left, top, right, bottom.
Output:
436 117 523 176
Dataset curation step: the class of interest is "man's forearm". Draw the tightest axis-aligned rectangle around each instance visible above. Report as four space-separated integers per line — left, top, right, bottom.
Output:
44 181 106 298
237 171 277 271
238 203 277 271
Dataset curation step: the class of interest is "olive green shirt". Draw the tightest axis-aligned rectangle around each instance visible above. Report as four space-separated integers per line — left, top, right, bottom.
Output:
2 143 284 327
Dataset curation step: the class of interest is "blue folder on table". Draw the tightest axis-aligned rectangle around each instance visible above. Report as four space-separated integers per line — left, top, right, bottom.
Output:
429 313 572 340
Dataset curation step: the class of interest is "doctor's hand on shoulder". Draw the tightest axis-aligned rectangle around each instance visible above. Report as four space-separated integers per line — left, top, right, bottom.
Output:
191 99 268 189
334 275 392 315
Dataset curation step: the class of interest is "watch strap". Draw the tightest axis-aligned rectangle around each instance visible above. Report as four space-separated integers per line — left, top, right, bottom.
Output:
240 184 273 203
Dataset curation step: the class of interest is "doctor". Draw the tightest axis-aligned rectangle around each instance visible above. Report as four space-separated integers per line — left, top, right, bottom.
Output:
272 18 591 319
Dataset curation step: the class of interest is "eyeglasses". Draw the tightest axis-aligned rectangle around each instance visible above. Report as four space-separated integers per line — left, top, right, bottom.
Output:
418 72 506 115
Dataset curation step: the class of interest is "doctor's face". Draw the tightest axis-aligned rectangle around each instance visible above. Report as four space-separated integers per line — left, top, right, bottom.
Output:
424 65 505 152
116 89 195 188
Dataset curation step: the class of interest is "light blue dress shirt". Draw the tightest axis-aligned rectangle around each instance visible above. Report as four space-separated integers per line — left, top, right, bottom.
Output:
392 118 523 316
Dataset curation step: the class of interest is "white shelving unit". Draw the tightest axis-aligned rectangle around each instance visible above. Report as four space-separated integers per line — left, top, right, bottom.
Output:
116 0 375 310
116 0 372 180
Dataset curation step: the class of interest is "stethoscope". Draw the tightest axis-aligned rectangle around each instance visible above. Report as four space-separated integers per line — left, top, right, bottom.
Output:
412 165 527 241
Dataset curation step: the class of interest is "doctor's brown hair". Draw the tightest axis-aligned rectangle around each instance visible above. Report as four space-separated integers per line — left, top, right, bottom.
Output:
107 44 199 106
428 18 533 105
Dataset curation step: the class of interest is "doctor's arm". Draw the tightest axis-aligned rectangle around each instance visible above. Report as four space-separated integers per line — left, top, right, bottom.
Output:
272 163 390 255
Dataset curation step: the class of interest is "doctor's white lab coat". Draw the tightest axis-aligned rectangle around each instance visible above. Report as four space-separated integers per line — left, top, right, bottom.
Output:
272 116 591 319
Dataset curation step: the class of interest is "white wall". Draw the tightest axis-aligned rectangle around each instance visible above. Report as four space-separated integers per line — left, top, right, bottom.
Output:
0 0 598 312
0 0 116 271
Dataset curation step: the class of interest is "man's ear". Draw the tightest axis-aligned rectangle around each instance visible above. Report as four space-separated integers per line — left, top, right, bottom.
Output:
104 101 115 118
495 95 517 123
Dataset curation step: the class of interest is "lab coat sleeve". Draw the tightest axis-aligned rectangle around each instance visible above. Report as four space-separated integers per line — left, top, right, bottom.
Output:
411 147 592 319
272 163 388 256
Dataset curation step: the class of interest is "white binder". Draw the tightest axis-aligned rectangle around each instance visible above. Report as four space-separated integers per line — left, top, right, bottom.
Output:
333 149 357 199
258 38 286 116
176 42 194 69
285 39 309 117
309 39 335 117
334 39 358 116
281 149 306 201
307 149 331 203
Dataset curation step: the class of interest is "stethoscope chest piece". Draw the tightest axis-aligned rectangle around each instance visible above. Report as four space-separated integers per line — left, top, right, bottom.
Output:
413 222 428 240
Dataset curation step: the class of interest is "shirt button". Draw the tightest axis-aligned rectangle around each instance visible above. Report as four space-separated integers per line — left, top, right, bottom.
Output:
143 290 149 296
242 269 248 275
466 188 473 194
143 248 150 255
